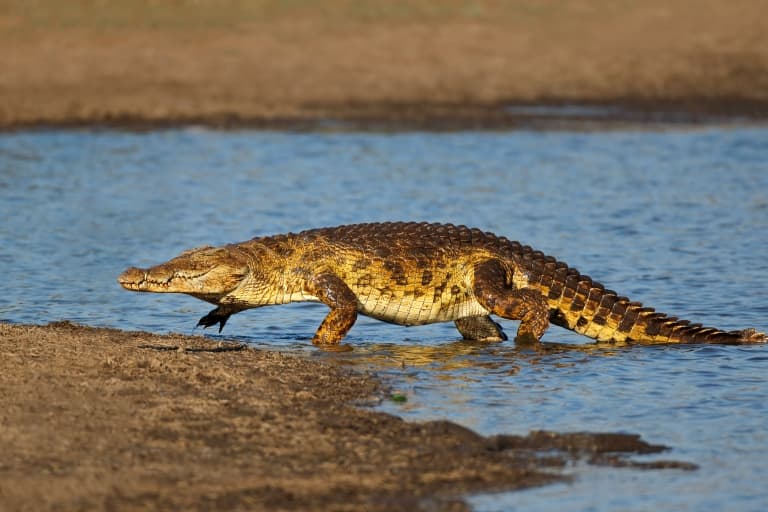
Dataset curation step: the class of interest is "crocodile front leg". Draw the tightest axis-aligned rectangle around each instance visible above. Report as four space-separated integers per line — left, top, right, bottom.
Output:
454 316 508 341
305 273 359 345
472 259 550 344
197 305 242 333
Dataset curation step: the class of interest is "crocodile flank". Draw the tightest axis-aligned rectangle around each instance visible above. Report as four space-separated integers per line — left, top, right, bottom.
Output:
118 222 766 346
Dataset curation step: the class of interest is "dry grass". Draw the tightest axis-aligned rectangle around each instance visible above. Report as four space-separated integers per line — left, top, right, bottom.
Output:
1 0 767 127
0 1 661 29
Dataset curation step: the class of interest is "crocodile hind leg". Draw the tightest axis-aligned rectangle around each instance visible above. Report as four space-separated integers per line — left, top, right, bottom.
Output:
305 273 359 345
455 316 508 341
472 259 550 344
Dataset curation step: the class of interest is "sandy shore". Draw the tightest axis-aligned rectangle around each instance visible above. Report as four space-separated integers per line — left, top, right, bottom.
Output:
2 0 767 130
0 322 695 511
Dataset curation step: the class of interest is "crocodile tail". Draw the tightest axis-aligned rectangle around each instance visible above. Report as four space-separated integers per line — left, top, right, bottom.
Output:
521 252 766 344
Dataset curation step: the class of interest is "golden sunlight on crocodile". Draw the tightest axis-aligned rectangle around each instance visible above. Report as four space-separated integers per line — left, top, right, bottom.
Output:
119 222 766 346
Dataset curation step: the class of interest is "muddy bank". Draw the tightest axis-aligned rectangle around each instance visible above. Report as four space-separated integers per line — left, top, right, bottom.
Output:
2 0 767 130
0 322 694 511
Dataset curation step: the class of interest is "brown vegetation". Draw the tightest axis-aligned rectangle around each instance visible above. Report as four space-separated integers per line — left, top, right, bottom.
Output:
1 0 767 128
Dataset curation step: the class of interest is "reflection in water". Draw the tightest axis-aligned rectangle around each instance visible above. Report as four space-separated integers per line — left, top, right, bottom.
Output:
321 338 629 390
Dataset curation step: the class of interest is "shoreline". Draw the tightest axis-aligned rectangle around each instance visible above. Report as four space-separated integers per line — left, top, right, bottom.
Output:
3 98 768 133
0 321 695 511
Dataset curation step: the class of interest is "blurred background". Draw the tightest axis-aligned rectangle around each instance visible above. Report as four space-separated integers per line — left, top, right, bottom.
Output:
2 0 767 128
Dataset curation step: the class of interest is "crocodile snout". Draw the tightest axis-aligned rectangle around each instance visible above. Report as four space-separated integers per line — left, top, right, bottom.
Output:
118 267 147 290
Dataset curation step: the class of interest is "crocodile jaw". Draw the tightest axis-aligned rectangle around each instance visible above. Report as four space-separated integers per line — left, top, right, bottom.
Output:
118 246 249 300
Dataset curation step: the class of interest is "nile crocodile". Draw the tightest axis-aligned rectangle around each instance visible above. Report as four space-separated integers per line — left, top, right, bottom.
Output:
118 222 766 345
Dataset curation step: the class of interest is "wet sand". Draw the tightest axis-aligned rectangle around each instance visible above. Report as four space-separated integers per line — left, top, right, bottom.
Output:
0 322 695 511
2 0 767 130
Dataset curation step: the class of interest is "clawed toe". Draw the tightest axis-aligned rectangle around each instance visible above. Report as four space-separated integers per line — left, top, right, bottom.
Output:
197 308 230 333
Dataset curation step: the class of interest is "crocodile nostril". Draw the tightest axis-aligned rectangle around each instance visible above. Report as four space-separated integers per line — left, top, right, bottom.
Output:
118 267 146 287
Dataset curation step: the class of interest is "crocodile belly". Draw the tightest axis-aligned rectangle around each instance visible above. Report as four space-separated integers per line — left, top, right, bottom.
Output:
356 289 489 326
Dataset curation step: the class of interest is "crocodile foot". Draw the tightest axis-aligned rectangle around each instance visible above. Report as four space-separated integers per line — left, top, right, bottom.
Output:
197 307 231 333
740 328 767 343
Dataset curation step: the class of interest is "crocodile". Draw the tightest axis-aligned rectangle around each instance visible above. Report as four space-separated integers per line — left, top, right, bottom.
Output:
118 222 766 345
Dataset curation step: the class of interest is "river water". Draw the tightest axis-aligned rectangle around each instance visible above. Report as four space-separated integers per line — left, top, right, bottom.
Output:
1 125 767 511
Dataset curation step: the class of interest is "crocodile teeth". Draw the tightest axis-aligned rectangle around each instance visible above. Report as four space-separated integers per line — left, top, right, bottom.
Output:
117 267 147 289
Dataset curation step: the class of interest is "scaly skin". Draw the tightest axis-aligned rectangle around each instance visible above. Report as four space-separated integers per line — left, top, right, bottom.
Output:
118 222 766 346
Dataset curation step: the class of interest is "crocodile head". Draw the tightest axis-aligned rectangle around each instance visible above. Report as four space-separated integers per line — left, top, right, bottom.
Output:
118 245 250 301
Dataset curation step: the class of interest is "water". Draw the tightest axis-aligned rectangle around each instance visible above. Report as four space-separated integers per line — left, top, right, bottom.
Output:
1 126 767 511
